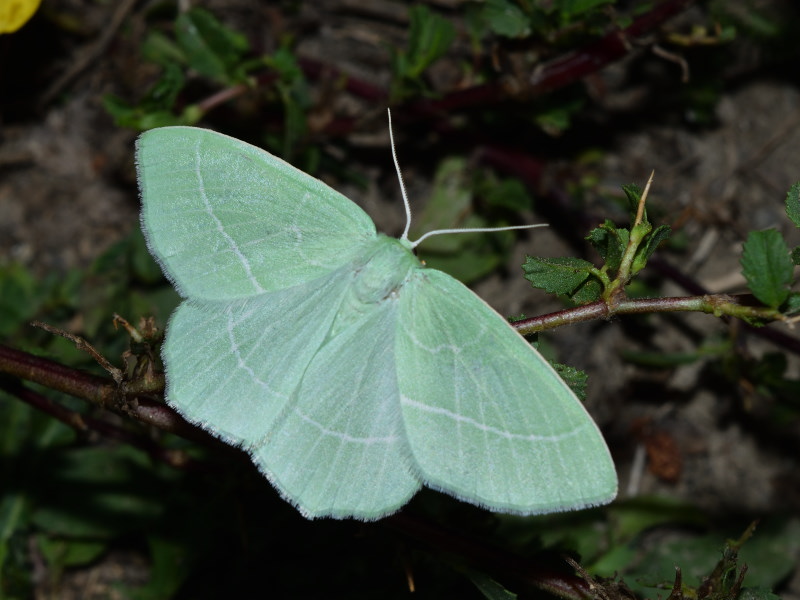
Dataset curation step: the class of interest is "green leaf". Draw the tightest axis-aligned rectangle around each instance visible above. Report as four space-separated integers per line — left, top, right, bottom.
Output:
783 292 800 315
103 62 188 129
785 182 800 228
36 535 106 570
552 362 588 401
30 444 177 538
410 158 517 283
608 497 707 546
519 508 613 568
532 96 585 135
468 570 518 600
175 7 250 85
124 537 189 600
632 224 671 275
389 4 455 99
1 396 77 589
569 277 603 304
621 518 800 600
621 183 644 220
478 0 531 38
0 526 33 599
747 351 800 405
0 263 42 336
522 256 595 296
480 177 532 212
562 0 615 19
791 246 800 266
406 5 455 78
625 536 723 599
141 30 186 67
586 221 628 271
143 61 186 109
410 157 472 252
740 229 794 308
262 45 311 159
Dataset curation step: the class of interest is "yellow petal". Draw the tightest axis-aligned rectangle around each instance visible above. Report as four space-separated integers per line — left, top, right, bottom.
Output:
0 0 42 34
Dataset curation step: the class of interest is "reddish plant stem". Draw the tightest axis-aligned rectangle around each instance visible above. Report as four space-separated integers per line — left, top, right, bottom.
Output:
0 344 202 440
412 0 696 115
1 378 205 471
511 294 780 336
0 377 90 431
648 257 800 355
0 344 114 407
476 143 800 355
1 293 787 447
283 1 697 137
196 82 250 115
298 57 387 103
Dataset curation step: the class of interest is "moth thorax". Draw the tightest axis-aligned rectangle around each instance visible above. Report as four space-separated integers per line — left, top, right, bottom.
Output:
351 236 418 305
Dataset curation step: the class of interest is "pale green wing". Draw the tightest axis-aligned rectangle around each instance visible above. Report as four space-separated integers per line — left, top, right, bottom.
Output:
163 266 352 446
166 258 420 520
396 269 617 514
136 127 376 302
138 125 615 519
251 293 420 520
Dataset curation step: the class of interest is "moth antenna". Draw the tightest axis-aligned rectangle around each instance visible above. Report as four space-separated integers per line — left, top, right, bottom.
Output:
388 109 413 242
410 223 548 250
388 109 548 249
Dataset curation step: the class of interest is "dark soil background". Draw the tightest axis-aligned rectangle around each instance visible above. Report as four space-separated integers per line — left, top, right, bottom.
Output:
2 1 800 598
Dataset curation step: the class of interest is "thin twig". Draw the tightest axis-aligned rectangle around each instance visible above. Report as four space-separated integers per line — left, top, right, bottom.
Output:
512 293 783 336
39 0 139 107
31 320 123 383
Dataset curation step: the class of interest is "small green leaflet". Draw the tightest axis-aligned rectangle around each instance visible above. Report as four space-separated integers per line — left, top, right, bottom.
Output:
741 229 794 308
522 256 602 303
389 4 455 100
586 220 628 271
786 183 800 267
522 256 594 295
173 7 250 86
136 126 617 520
475 0 531 38
785 182 800 229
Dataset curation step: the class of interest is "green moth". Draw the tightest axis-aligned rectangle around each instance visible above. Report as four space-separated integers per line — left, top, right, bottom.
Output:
136 122 617 520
